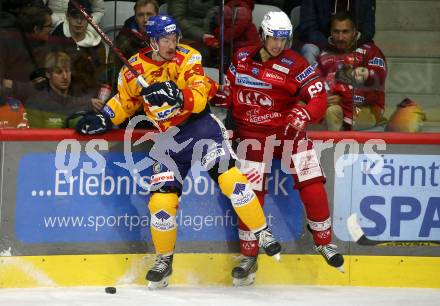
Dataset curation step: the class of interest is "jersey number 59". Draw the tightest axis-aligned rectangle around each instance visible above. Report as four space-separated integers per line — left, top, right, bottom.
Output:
308 81 324 98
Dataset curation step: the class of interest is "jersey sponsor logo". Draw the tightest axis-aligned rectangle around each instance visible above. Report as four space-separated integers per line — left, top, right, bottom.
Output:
201 147 226 167
295 64 317 82
128 56 138 63
123 63 145 83
246 108 282 124
262 70 286 84
237 51 250 59
187 54 202 64
150 171 175 185
272 63 289 74
355 48 367 55
177 45 190 54
368 57 385 68
354 95 365 105
235 73 272 89
230 183 255 207
237 89 273 108
237 62 248 70
102 105 115 118
291 149 323 182
151 209 176 231
251 67 259 76
281 57 294 66
229 63 237 75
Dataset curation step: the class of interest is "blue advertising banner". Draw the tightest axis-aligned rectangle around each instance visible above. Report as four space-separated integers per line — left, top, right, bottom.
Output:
16 152 304 244
333 154 440 242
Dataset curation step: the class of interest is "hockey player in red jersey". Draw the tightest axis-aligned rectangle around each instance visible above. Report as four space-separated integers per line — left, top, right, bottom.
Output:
318 11 387 131
212 11 344 286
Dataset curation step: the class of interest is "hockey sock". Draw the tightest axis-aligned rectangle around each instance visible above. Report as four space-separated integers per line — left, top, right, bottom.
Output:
238 191 265 256
148 192 179 254
299 182 332 245
218 167 266 232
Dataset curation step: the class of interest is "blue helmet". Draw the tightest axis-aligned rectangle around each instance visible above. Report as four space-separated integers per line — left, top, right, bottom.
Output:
145 15 181 40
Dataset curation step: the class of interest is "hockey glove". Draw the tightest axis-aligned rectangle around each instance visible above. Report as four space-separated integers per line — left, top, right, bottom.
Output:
210 89 231 108
75 113 111 135
141 81 184 108
284 106 311 136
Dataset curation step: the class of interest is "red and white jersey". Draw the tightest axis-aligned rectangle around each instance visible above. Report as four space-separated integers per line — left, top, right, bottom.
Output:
318 42 387 115
223 46 327 138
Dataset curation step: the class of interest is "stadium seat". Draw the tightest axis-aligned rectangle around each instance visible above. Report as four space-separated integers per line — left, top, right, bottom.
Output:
159 3 168 15
252 4 282 30
100 1 134 38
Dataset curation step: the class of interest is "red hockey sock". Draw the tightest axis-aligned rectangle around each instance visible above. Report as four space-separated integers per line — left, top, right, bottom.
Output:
238 191 265 256
299 182 332 245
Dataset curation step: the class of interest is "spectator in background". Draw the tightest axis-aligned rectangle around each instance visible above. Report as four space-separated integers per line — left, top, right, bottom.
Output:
47 0 104 28
25 51 101 128
168 0 217 66
207 0 260 67
318 12 386 131
51 0 109 95
299 0 376 65
113 0 158 77
0 5 53 100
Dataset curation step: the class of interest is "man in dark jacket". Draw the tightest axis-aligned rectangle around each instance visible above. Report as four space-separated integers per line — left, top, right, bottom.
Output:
299 0 376 64
112 0 158 87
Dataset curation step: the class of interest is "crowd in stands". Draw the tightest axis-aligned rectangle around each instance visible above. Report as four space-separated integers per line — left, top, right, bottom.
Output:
0 0 427 132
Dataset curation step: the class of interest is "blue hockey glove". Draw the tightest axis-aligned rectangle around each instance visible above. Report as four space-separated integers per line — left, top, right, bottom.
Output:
75 113 110 135
141 81 184 108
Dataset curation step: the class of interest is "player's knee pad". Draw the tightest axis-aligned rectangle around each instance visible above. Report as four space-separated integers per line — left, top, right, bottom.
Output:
148 192 179 231
217 166 254 207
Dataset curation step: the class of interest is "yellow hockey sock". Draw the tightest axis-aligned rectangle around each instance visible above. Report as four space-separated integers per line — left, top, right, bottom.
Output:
148 192 179 254
218 167 266 232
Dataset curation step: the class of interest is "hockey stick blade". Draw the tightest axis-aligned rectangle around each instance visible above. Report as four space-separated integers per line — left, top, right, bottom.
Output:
347 213 440 247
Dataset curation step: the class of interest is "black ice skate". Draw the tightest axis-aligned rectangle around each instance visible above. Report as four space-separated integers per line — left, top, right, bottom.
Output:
315 244 345 273
146 254 173 289
232 255 258 287
254 227 281 260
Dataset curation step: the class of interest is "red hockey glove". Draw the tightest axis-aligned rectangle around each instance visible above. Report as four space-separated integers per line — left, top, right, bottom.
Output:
284 106 311 136
203 35 219 48
210 89 231 108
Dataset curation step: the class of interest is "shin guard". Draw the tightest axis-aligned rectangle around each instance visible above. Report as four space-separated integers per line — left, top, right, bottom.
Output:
148 193 179 254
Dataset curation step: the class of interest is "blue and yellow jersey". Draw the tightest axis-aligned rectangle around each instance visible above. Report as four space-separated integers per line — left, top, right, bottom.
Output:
105 44 218 131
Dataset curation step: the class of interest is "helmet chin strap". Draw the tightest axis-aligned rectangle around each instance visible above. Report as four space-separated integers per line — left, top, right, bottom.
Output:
150 39 168 61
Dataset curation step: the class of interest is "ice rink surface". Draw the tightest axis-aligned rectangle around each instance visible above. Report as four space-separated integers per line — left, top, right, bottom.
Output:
1 285 439 306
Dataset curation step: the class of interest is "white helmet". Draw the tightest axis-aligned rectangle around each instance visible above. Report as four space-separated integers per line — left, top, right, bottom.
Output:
261 11 293 39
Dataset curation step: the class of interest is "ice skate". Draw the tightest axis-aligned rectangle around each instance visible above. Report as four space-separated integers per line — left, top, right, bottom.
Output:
315 244 345 273
254 227 281 260
146 254 173 289
232 256 258 287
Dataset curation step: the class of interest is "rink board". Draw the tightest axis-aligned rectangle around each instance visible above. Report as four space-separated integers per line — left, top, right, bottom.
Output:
0 130 439 288
1 254 440 288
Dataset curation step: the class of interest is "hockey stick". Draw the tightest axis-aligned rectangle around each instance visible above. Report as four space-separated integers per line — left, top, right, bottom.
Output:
218 0 225 85
69 0 149 88
347 213 440 247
